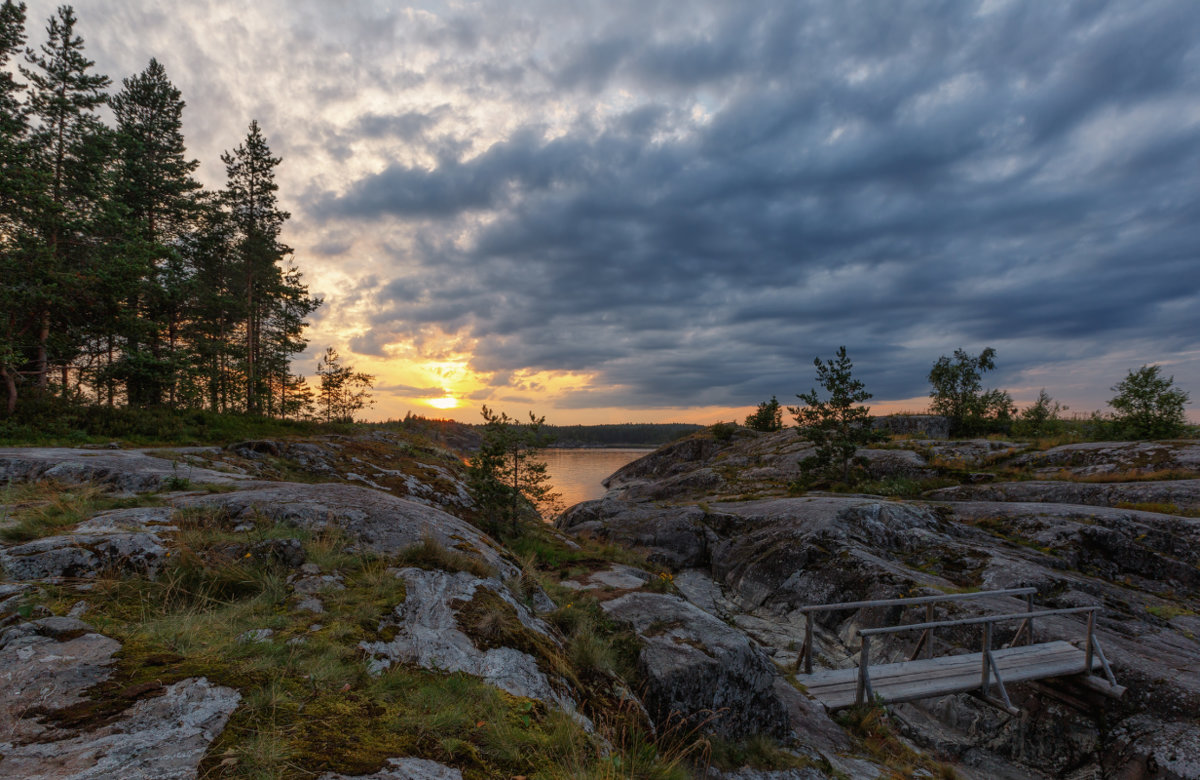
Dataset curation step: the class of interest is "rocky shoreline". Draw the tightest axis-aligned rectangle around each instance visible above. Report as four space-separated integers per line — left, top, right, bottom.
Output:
0 429 1197 778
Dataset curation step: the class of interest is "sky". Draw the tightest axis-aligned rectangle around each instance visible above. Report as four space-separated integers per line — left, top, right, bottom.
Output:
18 0 1200 424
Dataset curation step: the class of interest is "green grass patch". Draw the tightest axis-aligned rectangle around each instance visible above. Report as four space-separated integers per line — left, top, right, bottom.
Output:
19 515 700 779
395 535 496 579
0 481 165 543
1146 604 1196 621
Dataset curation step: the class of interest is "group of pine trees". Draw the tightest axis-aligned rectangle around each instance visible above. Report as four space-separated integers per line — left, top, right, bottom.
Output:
0 3 320 417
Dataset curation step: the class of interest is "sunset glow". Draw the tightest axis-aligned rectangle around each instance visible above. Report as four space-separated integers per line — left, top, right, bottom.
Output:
426 396 460 411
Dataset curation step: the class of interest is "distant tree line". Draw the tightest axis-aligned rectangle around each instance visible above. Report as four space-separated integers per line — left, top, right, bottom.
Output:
741 346 1192 488
541 422 704 447
0 4 320 418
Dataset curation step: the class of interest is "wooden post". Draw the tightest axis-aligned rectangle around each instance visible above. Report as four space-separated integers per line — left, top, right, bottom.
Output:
856 635 871 706
980 622 992 694
1026 591 1034 645
804 611 814 675
1085 609 1095 673
925 603 934 659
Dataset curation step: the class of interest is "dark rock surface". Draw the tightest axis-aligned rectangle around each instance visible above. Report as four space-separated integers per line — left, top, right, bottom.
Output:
558 433 1200 779
601 591 792 740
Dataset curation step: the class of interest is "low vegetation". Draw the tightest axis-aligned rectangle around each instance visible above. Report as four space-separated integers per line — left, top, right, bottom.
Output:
0 480 164 543
11 503 710 779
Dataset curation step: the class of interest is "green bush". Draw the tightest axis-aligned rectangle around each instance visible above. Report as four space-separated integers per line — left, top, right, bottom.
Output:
1109 365 1190 439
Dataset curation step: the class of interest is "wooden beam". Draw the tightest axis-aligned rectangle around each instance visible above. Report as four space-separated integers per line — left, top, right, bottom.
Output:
858 606 1099 637
799 587 1037 614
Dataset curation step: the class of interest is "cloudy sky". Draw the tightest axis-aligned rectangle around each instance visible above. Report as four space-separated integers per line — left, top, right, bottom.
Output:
22 0 1200 423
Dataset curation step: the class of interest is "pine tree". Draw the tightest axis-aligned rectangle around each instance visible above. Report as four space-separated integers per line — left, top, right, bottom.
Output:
262 262 320 417
315 347 374 422
0 0 28 412
20 4 111 393
466 407 559 537
180 192 238 411
745 395 783 431
790 346 879 486
221 120 291 414
110 58 201 407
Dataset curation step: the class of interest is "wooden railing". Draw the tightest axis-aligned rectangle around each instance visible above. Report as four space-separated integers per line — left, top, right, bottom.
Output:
795 587 1038 675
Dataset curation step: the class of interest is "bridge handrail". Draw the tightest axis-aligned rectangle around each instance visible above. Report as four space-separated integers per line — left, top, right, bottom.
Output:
798 587 1037 614
858 606 1098 637
796 587 1038 674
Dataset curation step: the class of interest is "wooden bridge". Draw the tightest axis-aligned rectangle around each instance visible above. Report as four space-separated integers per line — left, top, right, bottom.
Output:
793 588 1124 714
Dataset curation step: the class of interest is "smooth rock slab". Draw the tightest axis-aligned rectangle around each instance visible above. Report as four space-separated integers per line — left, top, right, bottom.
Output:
0 622 120 745
178 483 517 579
0 447 259 493
319 756 464 779
926 479 1200 511
360 568 576 714
73 506 177 534
0 677 240 780
0 531 167 582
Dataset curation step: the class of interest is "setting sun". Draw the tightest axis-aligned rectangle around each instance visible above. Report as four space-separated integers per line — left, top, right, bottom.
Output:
426 396 460 410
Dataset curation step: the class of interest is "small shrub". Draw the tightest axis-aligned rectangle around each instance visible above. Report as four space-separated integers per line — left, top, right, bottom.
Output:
395 535 495 579
744 397 783 432
1012 389 1067 438
710 421 737 442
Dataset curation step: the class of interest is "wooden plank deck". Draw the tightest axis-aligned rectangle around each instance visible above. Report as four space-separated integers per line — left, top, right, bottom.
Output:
797 640 1100 710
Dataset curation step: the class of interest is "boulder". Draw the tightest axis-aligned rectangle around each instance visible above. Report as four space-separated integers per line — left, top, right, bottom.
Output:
0 531 167 582
601 592 791 740
557 499 721 569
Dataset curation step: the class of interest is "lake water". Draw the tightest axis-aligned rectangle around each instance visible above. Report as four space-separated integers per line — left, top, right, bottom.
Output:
539 448 654 510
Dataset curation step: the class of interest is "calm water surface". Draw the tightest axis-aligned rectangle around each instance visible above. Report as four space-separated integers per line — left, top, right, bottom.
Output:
539 448 653 510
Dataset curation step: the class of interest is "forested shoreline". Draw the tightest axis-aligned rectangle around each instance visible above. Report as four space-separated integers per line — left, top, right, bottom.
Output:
0 4 319 418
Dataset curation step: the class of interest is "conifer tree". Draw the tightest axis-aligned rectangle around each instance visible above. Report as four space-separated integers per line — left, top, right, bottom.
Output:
0 0 28 412
20 4 110 392
180 191 238 411
110 58 201 406
466 407 559 537
315 347 374 422
790 346 879 486
221 120 294 413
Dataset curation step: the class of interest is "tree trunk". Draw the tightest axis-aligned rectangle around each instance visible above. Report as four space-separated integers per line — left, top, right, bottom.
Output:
2 365 16 415
35 310 49 389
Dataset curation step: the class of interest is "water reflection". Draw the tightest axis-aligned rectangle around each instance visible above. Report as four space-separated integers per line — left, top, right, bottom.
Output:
538 448 653 512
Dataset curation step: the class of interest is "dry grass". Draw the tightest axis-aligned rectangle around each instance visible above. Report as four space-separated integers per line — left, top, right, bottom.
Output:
1045 468 1200 484
0 481 163 543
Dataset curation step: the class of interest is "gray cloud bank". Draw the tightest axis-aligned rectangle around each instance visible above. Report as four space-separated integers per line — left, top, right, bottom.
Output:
320 0 1200 409
36 0 1200 411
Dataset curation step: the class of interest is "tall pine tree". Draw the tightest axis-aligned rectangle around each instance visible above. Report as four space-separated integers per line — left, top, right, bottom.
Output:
110 58 201 406
20 4 110 393
221 120 317 415
0 0 28 412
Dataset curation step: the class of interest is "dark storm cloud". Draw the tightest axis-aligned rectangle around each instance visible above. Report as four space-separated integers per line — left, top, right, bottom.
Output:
308 0 1200 410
